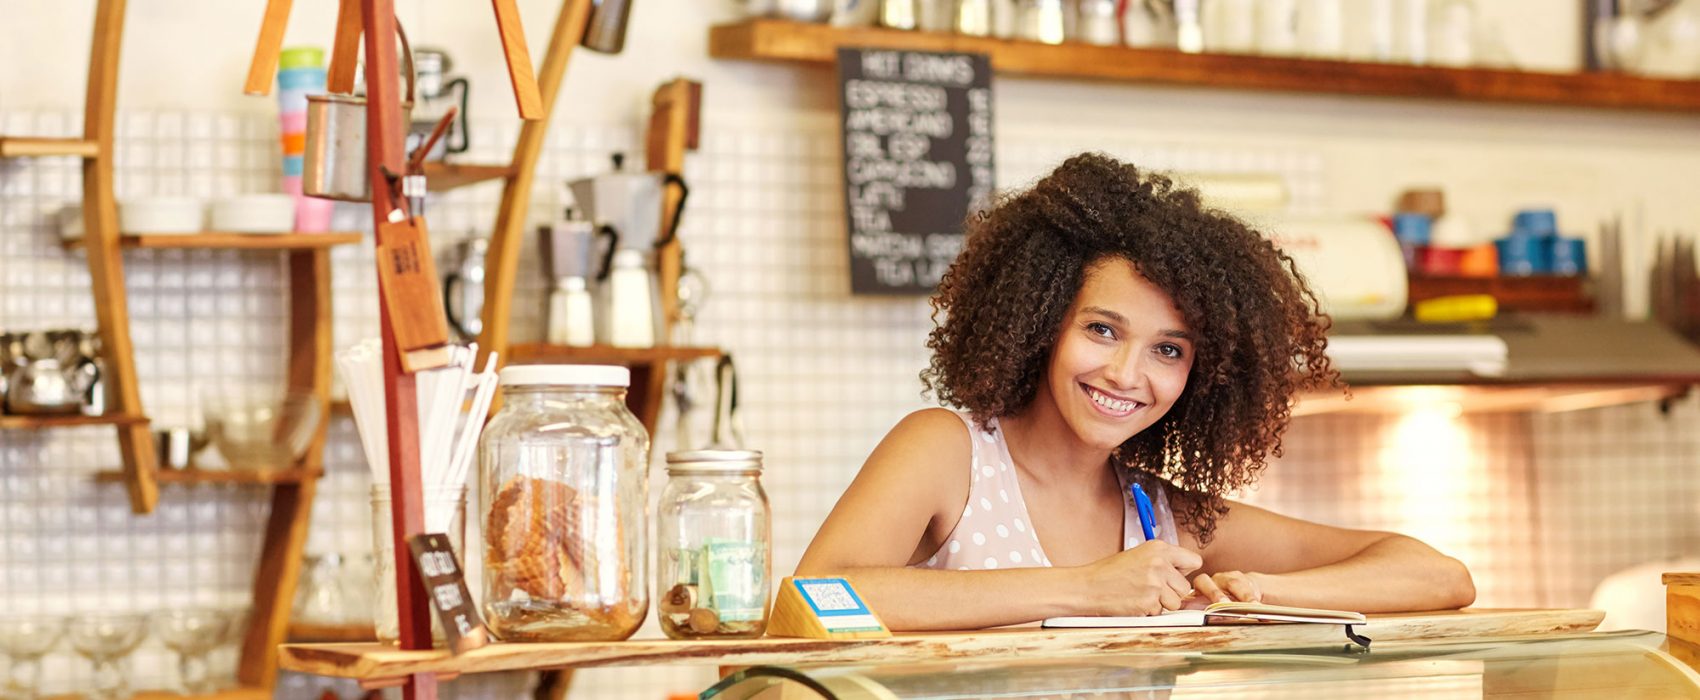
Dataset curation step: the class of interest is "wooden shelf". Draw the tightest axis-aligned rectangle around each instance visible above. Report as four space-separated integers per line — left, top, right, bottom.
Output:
0 135 100 158
1295 382 1691 417
1408 274 1593 314
422 161 516 192
507 343 723 366
94 468 320 485
280 608 1599 682
48 687 269 700
65 232 362 250
288 622 377 643
709 19 1700 113
0 413 146 429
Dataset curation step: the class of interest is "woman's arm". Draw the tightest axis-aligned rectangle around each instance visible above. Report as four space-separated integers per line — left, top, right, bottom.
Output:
796 409 1200 630
1184 500 1476 613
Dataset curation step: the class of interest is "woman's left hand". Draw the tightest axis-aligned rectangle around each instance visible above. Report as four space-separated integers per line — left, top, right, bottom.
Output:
1188 571 1263 605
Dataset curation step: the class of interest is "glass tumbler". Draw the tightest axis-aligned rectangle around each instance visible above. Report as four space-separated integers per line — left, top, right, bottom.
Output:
371 483 467 644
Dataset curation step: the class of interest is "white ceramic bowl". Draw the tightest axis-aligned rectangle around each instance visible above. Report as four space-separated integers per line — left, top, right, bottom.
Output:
119 197 203 234
209 194 296 233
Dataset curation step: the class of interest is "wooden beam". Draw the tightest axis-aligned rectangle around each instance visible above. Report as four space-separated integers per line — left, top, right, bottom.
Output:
477 0 593 372
491 0 544 119
244 0 295 95
361 0 436 697
237 249 334 687
82 0 158 514
327 0 363 93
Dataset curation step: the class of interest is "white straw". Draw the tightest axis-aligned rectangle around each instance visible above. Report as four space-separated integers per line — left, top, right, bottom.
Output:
339 339 501 533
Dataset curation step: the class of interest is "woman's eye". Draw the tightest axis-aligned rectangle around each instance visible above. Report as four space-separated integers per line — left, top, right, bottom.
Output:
1086 322 1116 339
1157 343 1186 359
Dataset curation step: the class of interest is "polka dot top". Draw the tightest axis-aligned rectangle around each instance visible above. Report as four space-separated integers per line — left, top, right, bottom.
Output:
913 411 1179 571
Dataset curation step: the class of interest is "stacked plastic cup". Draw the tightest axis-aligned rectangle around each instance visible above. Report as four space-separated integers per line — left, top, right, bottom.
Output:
278 47 334 232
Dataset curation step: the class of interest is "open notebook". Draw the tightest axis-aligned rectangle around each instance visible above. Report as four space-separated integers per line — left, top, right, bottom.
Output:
1043 601 1367 628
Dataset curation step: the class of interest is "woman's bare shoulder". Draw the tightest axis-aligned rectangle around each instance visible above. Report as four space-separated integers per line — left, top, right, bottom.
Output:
872 408 974 465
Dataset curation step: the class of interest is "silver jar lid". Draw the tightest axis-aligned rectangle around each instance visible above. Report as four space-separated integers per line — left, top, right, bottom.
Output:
665 449 763 474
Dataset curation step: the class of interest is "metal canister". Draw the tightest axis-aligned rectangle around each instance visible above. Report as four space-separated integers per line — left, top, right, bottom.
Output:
303 26 416 202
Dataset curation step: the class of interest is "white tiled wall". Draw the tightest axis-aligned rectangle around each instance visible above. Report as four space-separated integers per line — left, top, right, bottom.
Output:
3 103 1699 700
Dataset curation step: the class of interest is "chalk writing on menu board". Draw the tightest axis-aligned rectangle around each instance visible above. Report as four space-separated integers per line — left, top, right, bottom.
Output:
838 48 993 295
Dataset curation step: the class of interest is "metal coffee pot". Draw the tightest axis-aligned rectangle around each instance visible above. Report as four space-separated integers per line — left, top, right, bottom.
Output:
3 330 101 415
566 153 689 258
408 46 470 161
443 237 489 341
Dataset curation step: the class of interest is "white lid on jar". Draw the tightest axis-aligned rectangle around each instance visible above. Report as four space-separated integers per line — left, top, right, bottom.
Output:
666 449 763 474
498 364 630 388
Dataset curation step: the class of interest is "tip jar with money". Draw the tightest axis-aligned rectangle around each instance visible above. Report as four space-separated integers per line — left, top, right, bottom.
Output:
657 449 772 639
479 365 650 642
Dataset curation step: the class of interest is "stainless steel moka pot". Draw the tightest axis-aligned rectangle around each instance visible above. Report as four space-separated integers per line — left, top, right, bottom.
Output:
565 153 689 269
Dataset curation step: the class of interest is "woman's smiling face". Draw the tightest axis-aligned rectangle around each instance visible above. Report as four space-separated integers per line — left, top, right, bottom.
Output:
1039 256 1195 452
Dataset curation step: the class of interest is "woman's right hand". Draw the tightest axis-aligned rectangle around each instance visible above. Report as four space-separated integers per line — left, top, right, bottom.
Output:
1079 540 1204 616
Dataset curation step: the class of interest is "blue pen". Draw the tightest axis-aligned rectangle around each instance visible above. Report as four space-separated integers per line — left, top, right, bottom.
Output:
1130 482 1157 543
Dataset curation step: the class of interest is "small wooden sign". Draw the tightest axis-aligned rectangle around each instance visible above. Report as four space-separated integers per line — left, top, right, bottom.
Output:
406 533 489 654
766 576 891 640
375 214 452 372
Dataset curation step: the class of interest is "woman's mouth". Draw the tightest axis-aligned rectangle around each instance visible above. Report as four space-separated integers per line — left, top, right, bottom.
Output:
1080 383 1145 418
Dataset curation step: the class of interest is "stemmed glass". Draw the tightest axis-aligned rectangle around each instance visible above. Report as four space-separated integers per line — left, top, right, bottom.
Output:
153 609 233 694
0 616 65 700
66 614 148 700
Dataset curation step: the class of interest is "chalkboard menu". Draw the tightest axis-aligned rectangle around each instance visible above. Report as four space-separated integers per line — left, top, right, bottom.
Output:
838 48 994 295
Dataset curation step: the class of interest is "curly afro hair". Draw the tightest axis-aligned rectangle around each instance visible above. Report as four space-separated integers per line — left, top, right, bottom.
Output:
921 153 1339 545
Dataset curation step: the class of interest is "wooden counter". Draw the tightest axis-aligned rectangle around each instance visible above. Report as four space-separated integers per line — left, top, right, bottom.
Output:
279 608 1601 684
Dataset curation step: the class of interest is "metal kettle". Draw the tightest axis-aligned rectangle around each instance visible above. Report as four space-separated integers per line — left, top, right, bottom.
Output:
443 238 489 341
3 331 98 415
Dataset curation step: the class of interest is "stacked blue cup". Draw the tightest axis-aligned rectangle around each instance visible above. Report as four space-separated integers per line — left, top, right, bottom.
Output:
1496 208 1585 277
1392 213 1432 269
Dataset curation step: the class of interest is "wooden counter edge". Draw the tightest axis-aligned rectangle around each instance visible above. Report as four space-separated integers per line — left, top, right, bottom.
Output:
278 608 1603 682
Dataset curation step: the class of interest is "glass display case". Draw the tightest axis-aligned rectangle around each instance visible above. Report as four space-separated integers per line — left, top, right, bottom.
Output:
703 631 1700 699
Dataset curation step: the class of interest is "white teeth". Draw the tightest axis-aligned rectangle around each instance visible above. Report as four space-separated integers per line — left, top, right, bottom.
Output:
1087 386 1138 413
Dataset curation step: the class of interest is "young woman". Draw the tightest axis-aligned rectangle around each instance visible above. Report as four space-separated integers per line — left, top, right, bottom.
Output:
797 153 1475 631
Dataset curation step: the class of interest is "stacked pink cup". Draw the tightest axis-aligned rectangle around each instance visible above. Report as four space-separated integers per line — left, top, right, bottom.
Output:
278 47 334 232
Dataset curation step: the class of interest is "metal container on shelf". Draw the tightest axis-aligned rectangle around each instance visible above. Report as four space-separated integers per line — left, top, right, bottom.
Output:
479 365 650 642
656 449 772 639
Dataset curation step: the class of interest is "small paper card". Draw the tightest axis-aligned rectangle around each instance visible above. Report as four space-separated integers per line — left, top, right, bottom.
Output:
406 533 489 655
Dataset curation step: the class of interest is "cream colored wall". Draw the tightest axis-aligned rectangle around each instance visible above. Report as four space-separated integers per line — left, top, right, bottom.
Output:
9 0 1688 309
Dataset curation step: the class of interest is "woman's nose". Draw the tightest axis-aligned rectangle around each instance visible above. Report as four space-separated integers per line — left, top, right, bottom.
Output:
1104 346 1146 391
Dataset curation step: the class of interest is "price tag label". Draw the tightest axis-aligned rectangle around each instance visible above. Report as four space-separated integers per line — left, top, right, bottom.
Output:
406 533 489 655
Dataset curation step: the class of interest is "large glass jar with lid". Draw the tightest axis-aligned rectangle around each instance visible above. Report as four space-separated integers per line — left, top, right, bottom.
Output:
656 449 772 639
479 364 650 642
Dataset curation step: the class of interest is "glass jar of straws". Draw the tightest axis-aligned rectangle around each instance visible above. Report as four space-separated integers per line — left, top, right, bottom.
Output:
480 365 650 641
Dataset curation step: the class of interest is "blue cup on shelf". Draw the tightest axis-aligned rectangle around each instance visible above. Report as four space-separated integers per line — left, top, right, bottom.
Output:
1551 237 1587 276
1393 213 1433 246
1512 209 1558 238
1496 234 1550 276
277 67 327 91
